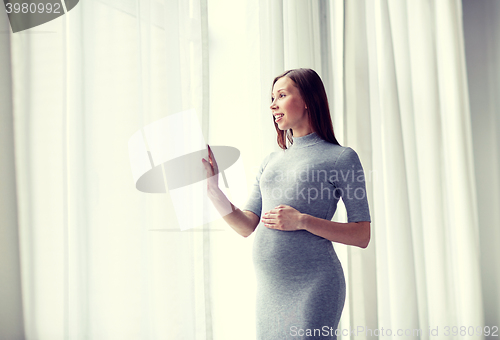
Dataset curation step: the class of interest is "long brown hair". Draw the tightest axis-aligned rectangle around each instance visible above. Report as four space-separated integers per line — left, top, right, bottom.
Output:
271 68 340 149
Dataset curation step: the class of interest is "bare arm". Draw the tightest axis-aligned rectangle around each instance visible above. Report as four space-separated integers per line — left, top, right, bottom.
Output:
201 145 259 237
299 214 370 248
208 188 259 237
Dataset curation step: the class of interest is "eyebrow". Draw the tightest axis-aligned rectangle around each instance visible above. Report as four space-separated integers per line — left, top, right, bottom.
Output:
271 88 286 96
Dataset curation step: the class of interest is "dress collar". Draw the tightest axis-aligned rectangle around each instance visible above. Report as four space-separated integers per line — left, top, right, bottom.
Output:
290 131 323 148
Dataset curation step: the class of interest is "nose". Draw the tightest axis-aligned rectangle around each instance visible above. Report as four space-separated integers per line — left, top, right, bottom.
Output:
270 98 278 110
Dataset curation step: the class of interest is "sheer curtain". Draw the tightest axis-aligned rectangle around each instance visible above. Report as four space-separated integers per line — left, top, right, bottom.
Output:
1 0 214 339
2 0 500 339
362 0 483 337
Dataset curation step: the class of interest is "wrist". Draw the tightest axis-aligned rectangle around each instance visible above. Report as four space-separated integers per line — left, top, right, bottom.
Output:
298 213 309 230
208 187 224 200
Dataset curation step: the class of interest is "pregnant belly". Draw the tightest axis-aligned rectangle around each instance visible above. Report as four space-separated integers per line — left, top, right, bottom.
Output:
252 226 342 281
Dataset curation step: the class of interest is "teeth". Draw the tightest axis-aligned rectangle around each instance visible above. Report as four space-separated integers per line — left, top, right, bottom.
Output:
275 114 284 118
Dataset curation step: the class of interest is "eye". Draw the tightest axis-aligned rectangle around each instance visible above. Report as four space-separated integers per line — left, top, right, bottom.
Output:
271 93 286 103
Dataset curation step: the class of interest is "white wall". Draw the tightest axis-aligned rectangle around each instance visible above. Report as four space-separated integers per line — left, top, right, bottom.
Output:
463 0 500 337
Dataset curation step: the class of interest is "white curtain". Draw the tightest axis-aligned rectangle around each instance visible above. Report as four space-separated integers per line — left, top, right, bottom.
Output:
2 0 500 339
1 0 215 339
361 0 483 337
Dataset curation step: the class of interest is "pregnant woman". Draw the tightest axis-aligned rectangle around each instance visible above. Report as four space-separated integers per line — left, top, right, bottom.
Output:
202 68 371 339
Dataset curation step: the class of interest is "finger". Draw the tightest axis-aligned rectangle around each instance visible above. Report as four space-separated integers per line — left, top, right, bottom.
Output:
262 217 276 225
207 145 219 174
207 149 213 164
202 158 214 175
207 146 216 164
207 145 214 162
263 222 276 228
261 215 273 222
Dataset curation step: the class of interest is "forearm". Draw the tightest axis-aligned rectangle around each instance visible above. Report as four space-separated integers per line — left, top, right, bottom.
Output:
299 214 370 248
208 188 256 237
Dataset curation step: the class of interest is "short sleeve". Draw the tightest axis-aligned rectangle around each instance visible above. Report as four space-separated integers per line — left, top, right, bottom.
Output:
241 152 272 218
333 147 371 223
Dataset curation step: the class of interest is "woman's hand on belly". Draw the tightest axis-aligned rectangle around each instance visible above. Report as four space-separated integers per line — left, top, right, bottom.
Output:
261 204 305 231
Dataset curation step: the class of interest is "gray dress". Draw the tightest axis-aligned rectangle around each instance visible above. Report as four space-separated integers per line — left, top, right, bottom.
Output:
242 131 371 340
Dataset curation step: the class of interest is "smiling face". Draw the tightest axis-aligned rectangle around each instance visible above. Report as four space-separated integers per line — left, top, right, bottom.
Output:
271 76 312 137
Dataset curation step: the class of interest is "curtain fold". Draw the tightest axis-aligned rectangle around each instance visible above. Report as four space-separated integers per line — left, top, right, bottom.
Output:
434 0 483 330
366 0 421 334
343 1 379 338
